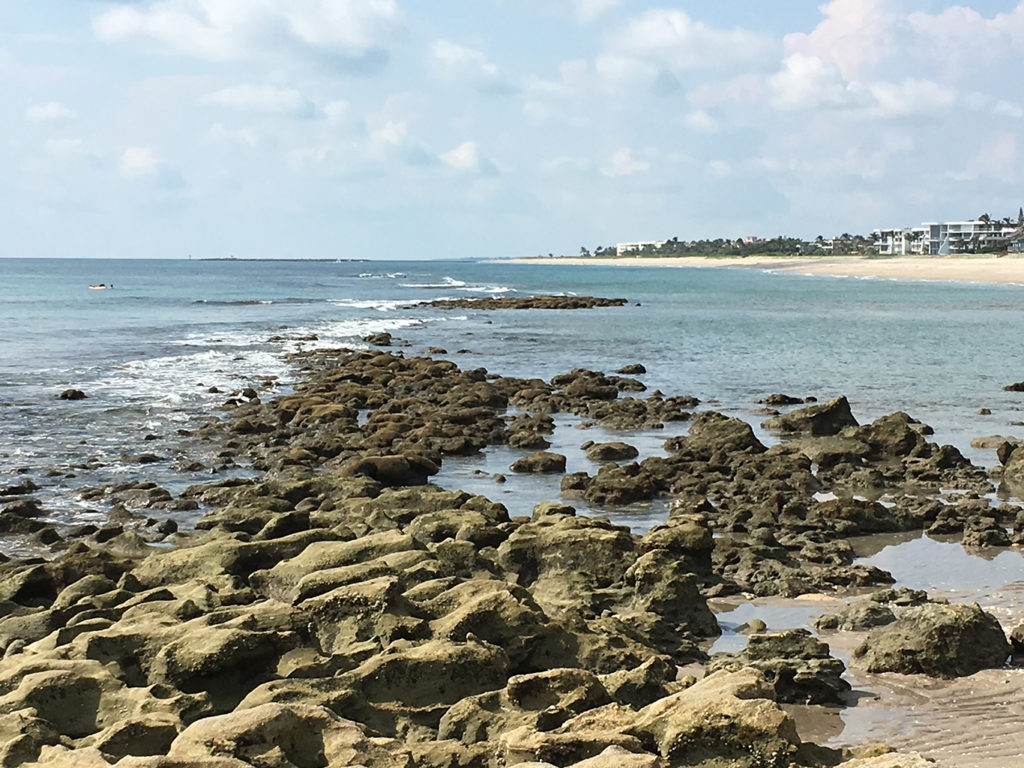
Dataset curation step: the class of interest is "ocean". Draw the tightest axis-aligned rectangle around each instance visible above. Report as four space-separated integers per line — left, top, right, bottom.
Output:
3 256 1024 542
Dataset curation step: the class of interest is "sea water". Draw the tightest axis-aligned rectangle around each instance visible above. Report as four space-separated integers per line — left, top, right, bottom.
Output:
3 257 1024 534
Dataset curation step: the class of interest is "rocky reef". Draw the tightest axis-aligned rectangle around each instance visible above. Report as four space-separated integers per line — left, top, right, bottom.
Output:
419 296 629 310
0 345 1014 766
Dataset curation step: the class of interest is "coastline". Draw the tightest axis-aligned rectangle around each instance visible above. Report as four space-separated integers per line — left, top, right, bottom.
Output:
510 255 1024 285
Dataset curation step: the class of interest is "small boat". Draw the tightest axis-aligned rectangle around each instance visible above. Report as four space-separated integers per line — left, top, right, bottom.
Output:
88 284 109 290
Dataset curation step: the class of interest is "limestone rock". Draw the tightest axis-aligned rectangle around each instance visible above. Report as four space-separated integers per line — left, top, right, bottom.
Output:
582 463 658 506
627 668 801 765
341 454 439 486
814 600 896 632
168 702 409 767
853 602 1010 677
598 656 677 707
639 513 714 574
339 638 510 711
683 411 766 456
500 723 644 767
496 515 636 616
440 668 610 744
150 626 296 711
709 629 850 705
424 580 572 673
584 442 639 462
762 396 859 437
510 452 567 474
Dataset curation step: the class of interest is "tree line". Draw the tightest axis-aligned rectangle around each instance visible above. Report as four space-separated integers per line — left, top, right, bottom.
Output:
568 234 876 259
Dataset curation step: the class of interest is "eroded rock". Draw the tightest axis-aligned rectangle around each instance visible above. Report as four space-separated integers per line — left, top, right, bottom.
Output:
853 602 1010 677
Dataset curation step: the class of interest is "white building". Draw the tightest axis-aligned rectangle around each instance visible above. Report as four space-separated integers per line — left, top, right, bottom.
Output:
616 241 667 257
873 227 929 255
875 220 1020 255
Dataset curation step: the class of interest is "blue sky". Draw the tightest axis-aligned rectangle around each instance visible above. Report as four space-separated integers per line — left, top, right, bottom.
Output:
2 0 1023 259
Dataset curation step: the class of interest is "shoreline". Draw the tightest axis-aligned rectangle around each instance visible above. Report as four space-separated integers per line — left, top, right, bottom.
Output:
510 255 1024 285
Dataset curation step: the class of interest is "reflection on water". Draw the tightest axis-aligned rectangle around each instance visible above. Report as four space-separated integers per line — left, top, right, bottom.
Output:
854 533 1024 592
432 412 684 530
709 596 843 655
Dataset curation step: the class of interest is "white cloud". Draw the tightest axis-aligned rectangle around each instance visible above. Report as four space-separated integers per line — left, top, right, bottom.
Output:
788 1 1024 85
592 55 657 90
26 102 76 121
120 146 161 178
909 4 1024 58
430 40 497 80
362 95 433 164
429 39 515 94
948 133 1018 182
368 118 407 147
601 147 648 178
441 141 482 171
686 110 718 133
570 0 620 23
611 9 775 75
785 0 899 80
868 78 956 117
770 53 861 110
994 100 1024 119
515 0 620 23
440 140 497 175
201 84 315 116
94 0 400 67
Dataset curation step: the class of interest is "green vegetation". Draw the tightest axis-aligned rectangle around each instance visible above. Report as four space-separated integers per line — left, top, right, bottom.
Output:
565 233 877 259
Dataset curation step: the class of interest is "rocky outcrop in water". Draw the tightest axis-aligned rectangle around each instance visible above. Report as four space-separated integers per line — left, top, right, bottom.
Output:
762 395 858 436
363 331 393 346
422 296 628 310
813 599 896 632
852 602 1010 677
710 629 851 705
510 451 567 474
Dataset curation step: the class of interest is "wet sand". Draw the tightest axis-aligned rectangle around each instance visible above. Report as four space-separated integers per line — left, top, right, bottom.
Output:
512 255 1024 285
709 548 1024 768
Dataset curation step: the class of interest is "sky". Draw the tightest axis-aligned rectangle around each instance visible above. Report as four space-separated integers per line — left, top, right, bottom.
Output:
2 0 1023 259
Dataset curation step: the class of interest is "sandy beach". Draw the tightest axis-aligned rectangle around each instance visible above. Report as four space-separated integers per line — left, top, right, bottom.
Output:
512 255 1024 285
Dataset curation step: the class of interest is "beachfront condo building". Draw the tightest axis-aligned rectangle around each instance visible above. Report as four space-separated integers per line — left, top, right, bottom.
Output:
616 240 668 256
873 227 930 255
874 219 1023 255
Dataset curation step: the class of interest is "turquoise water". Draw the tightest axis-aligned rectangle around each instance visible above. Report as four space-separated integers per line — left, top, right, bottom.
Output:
3 257 1024 531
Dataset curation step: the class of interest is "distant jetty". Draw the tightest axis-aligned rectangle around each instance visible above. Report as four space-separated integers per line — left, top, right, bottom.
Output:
199 257 372 262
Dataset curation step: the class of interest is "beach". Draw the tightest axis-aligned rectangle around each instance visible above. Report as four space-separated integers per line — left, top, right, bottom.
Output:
513 255 1024 284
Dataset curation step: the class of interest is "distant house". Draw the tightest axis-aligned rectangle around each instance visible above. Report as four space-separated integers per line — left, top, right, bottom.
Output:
1008 227 1024 253
616 241 667 257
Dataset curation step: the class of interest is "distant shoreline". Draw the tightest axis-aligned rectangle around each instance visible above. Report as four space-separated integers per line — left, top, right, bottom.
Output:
509 254 1024 285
